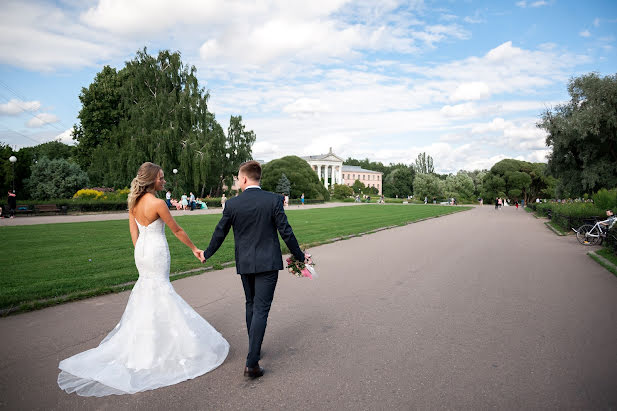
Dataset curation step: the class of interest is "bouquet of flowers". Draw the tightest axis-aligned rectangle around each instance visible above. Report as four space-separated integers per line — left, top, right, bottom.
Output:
286 253 317 279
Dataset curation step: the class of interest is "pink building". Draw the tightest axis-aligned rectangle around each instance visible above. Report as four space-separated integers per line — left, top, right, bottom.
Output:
341 165 383 195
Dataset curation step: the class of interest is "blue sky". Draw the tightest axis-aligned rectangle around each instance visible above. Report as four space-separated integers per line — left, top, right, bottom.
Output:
0 0 615 172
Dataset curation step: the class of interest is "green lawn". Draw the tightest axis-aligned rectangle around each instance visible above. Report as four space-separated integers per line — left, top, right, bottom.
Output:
0 204 469 313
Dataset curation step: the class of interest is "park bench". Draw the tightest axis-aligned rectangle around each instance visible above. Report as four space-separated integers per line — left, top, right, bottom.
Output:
34 204 63 215
15 205 34 216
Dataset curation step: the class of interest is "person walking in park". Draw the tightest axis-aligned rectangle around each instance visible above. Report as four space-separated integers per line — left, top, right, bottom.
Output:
57 162 228 397
495 197 499 210
181 193 188 210
201 160 310 379
515 201 519 210
221 193 227 211
189 192 196 211
498 197 503 209
7 190 16 218
165 190 172 208
301 193 305 206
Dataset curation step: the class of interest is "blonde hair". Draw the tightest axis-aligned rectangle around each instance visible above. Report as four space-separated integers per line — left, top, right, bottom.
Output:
128 162 163 210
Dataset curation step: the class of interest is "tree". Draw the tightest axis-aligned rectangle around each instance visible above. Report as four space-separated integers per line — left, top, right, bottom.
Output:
481 159 553 202
352 179 365 195
414 152 434 174
332 183 353 199
261 156 330 200
383 167 414 198
25 157 88 200
275 173 291 195
413 173 445 200
539 73 617 196
72 65 122 169
73 48 249 197
445 172 475 201
224 115 256 192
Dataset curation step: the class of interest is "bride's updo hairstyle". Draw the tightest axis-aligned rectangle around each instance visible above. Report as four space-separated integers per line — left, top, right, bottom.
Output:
128 162 163 211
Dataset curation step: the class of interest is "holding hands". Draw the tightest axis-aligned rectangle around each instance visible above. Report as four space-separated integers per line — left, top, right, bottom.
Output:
192 248 206 263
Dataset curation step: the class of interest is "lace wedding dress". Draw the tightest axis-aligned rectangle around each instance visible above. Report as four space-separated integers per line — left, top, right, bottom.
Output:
58 218 229 396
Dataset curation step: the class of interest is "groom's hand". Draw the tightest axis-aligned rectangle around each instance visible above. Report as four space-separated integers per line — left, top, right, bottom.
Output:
193 248 206 263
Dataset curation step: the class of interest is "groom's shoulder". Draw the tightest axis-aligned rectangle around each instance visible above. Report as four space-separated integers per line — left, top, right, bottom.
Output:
258 189 283 202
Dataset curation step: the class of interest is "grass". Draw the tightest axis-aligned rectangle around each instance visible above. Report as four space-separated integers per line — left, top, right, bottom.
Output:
589 248 617 277
0 204 469 313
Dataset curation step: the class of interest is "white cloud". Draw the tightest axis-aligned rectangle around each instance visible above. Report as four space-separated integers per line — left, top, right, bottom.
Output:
593 18 600 27
283 98 330 117
451 82 491 101
579 30 591 38
440 102 478 117
26 113 59 128
0 99 41 115
54 128 75 144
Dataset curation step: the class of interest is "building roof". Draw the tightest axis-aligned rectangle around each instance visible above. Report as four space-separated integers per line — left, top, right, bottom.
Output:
342 165 382 174
301 147 344 163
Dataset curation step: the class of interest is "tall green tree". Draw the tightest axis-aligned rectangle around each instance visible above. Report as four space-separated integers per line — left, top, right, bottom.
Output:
414 152 434 174
383 167 415 198
413 173 445 200
445 172 475 201
73 48 250 197
225 115 256 191
275 173 291 195
73 65 122 169
539 72 617 196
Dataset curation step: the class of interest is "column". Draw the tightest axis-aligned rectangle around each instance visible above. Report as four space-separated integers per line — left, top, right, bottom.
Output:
324 165 329 189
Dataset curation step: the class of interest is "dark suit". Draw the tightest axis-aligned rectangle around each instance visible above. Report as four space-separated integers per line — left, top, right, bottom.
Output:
204 187 305 367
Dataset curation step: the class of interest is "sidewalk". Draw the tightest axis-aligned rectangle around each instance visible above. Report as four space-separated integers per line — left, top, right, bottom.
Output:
0 201 366 226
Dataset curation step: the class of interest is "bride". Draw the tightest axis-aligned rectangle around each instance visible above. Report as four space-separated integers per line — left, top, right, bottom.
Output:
57 162 229 397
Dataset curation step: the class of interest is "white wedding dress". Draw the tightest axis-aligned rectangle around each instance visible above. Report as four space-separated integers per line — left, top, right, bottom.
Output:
58 218 229 397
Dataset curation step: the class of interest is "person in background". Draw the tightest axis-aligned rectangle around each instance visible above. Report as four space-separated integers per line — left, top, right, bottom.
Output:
189 192 196 211
165 190 172 208
221 193 227 211
300 193 305 206
7 190 16 218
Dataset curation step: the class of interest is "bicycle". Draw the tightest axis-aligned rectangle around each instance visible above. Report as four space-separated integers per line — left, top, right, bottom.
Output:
573 219 616 246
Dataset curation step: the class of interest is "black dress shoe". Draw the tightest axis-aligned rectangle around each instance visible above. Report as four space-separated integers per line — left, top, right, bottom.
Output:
244 365 264 379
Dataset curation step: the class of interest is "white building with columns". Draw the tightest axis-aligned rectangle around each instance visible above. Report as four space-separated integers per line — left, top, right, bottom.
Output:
301 148 344 190
302 148 383 195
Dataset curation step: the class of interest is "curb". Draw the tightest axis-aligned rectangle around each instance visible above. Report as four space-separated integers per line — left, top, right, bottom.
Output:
588 251 617 277
544 221 567 236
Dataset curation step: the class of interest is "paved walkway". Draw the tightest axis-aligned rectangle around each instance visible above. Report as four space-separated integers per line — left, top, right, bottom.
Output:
0 201 364 226
1 206 616 409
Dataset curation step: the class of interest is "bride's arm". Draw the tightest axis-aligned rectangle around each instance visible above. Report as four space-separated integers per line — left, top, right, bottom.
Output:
129 210 139 247
156 200 202 256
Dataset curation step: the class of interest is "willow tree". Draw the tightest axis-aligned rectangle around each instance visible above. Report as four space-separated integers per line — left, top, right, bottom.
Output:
74 48 250 196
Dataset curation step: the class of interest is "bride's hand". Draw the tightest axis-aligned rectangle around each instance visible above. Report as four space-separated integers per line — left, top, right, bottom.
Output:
193 248 205 263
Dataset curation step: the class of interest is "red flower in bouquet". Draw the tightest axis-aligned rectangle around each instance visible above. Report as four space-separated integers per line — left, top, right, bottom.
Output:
286 253 317 279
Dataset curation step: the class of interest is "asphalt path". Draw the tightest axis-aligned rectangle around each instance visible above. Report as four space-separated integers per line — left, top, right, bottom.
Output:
1 205 616 410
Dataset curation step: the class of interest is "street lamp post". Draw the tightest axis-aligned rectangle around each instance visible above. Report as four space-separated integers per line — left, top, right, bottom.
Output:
9 155 17 192
173 168 178 197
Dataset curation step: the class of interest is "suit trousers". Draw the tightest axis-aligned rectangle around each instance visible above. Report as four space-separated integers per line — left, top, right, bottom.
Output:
240 270 278 367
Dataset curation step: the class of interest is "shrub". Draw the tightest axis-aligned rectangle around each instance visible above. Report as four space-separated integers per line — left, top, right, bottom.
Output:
592 188 617 211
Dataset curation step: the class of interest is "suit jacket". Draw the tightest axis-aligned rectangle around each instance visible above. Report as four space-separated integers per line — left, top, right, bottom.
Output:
204 187 305 274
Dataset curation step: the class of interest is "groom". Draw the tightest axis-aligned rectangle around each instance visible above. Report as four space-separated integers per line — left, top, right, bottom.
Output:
202 160 307 378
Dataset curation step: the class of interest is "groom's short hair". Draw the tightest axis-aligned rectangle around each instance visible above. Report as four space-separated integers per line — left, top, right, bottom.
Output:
239 160 261 182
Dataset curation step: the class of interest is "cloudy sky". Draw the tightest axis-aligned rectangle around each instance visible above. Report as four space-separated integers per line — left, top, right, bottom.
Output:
0 0 615 173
